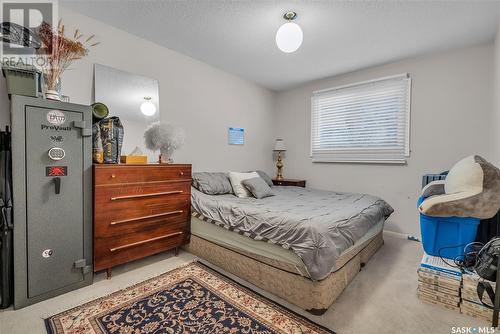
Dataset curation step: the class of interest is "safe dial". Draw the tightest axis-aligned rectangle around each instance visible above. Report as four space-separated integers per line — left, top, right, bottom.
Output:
48 147 65 161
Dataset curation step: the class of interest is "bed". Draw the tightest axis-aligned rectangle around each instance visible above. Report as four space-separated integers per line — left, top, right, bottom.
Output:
184 183 393 314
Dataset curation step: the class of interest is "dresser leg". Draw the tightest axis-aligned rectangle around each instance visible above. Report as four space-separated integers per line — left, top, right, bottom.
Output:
174 247 179 256
106 268 112 279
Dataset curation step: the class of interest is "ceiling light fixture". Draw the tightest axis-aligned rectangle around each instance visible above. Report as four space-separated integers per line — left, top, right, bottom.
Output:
140 97 157 116
276 11 303 53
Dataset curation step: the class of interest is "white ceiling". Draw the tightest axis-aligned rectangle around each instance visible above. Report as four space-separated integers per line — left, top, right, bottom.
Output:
62 1 499 91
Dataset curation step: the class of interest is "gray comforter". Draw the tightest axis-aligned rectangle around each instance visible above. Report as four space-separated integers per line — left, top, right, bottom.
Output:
191 186 394 281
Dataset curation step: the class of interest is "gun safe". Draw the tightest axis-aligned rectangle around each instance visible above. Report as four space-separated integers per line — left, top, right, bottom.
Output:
11 95 93 309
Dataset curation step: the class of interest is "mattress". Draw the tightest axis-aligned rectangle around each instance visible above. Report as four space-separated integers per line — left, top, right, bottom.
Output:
191 214 385 278
192 186 393 280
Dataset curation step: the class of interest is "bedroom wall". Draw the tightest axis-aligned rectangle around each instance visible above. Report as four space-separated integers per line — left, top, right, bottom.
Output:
0 7 276 174
274 44 494 237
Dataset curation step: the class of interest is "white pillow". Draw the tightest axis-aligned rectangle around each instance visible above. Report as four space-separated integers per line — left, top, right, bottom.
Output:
228 171 259 198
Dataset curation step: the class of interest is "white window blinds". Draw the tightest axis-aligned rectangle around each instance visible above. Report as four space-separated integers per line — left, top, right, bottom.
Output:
311 74 411 163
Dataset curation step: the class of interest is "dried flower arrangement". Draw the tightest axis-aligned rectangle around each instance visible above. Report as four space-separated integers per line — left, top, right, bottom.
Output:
144 122 185 164
37 20 99 99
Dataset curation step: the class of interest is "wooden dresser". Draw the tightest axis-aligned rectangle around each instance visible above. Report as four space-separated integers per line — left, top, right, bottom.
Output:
93 164 191 278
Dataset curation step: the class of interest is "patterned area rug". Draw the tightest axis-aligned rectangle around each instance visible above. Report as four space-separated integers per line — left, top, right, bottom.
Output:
45 262 334 334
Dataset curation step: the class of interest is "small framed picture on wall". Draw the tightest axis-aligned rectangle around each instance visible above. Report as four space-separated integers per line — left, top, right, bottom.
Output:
228 127 244 145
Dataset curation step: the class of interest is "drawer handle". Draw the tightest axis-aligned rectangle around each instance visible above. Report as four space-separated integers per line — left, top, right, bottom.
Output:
179 171 184 176
110 232 183 252
110 210 184 225
110 190 183 201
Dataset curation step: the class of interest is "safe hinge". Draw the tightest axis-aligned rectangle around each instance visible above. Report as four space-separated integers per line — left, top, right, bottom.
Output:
74 259 91 274
72 121 92 137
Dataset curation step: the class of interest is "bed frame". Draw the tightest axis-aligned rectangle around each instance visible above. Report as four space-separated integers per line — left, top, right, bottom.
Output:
184 230 384 315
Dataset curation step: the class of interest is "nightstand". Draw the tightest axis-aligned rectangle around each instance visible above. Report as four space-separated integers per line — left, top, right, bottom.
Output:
272 178 306 187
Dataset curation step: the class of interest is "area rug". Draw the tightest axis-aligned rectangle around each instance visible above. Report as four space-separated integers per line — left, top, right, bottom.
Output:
45 261 334 334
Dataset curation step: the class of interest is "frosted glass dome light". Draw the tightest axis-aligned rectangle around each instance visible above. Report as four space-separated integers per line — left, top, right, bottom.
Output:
276 12 303 53
140 97 157 116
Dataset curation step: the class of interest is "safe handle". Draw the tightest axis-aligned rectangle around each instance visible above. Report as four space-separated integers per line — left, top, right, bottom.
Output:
72 121 92 137
53 177 61 194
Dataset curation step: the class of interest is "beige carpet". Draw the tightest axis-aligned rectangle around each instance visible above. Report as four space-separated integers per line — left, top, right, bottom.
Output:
0 235 489 334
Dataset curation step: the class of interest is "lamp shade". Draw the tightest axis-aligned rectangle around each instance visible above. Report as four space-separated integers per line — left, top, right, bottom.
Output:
273 139 286 151
276 22 303 53
140 97 157 116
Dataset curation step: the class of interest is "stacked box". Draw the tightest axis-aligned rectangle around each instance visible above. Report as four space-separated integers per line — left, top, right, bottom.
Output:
461 272 498 322
417 253 462 311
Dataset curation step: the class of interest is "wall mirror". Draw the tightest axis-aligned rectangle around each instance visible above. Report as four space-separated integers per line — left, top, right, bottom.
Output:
94 64 159 162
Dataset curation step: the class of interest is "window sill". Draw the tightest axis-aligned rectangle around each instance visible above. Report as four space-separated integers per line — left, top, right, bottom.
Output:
311 158 407 165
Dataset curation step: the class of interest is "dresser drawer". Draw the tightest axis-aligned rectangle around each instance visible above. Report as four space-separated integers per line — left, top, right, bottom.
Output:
94 226 188 272
95 180 190 209
94 165 191 185
96 208 189 237
272 179 306 187
96 180 190 199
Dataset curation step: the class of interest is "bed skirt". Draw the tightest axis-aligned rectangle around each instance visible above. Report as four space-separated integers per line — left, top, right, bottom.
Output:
183 231 384 315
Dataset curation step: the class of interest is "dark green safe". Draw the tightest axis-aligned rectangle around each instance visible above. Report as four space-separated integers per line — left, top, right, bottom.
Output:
11 95 93 309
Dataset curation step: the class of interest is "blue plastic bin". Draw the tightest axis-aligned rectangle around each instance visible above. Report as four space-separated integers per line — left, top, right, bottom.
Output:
418 196 480 260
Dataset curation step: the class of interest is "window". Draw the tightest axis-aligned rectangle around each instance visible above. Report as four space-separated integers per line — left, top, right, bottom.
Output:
311 74 411 163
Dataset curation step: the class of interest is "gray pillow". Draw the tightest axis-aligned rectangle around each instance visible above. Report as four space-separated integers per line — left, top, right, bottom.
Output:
242 177 275 199
192 172 233 195
256 170 274 187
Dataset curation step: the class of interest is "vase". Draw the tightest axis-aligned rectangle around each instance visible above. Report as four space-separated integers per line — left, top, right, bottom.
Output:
159 147 174 164
44 75 62 101
158 154 174 164
45 89 61 101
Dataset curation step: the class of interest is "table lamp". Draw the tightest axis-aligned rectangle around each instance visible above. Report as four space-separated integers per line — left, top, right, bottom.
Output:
273 139 286 180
